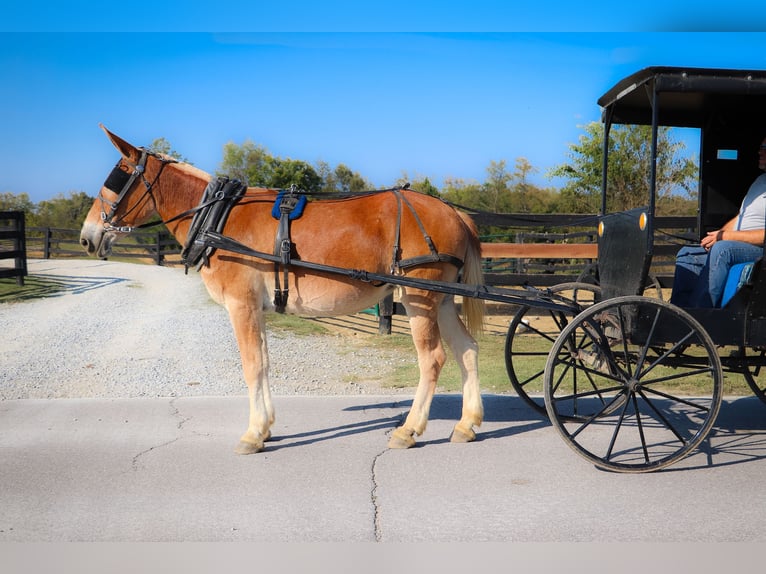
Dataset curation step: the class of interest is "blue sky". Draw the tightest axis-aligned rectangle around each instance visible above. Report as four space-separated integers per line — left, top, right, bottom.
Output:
2 3 766 203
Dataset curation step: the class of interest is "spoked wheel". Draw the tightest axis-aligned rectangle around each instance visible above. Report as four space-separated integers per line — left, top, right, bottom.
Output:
505 282 601 419
736 347 766 405
544 296 723 473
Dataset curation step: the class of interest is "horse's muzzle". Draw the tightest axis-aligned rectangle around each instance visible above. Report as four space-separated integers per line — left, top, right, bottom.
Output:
80 224 113 258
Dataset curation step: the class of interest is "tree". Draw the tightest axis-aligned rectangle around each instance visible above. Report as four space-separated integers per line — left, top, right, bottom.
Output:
0 192 35 213
440 177 483 208
148 137 191 163
333 164 372 193
217 140 276 186
34 191 94 228
270 158 322 193
394 173 440 197
219 141 372 194
482 160 513 213
549 122 697 214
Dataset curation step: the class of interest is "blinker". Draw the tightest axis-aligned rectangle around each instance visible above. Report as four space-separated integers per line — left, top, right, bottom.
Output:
103 164 132 193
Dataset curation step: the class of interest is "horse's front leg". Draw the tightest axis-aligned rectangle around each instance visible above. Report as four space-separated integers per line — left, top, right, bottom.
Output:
226 300 274 455
388 299 446 449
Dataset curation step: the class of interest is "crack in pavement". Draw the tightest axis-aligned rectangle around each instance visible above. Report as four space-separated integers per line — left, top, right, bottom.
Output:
130 398 191 472
369 401 408 542
370 448 387 542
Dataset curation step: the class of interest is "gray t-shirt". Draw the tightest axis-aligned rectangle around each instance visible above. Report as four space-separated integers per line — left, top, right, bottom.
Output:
736 172 766 230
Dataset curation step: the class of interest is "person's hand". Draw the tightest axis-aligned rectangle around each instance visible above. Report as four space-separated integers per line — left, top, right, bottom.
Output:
701 229 723 251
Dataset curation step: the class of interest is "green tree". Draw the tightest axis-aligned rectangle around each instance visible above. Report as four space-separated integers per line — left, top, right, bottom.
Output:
0 192 35 213
220 141 372 193
549 122 697 214
332 164 372 193
394 173 440 197
508 157 542 213
34 191 94 228
148 137 191 163
217 140 276 186
482 159 513 213
440 177 483 208
270 158 322 193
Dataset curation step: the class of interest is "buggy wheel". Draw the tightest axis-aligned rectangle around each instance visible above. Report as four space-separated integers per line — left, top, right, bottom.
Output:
504 282 601 419
544 296 723 473
736 347 766 405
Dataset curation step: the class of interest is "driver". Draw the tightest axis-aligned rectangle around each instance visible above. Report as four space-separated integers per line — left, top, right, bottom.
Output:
670 138 766 308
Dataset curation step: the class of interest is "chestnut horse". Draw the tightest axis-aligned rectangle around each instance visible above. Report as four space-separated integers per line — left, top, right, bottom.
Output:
80 125 485 454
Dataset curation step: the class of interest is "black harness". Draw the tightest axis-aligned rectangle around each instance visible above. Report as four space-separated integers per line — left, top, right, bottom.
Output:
101 159 468 311
390 189 464 272
180 177 247 271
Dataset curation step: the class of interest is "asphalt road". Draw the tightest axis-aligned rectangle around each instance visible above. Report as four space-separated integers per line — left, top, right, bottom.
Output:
2 393 765 544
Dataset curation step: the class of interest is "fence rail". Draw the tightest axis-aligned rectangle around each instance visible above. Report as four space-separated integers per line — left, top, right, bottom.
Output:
0 211 27 285
25 227 182 266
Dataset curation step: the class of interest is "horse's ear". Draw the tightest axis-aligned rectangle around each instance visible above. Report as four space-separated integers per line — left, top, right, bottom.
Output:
99 123 140 161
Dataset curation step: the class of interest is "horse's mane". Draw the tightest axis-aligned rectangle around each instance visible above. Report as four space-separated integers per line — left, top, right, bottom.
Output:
172 160 212 182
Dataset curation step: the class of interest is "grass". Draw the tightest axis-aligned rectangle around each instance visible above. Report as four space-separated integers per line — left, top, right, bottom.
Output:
0 275 68 302
265 312 332 336
379 333 512 392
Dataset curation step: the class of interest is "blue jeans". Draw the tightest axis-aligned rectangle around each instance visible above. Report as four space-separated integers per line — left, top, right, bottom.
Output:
670 241 763 308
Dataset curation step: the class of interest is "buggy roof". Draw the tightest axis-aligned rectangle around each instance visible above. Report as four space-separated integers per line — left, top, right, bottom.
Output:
598 66 766 127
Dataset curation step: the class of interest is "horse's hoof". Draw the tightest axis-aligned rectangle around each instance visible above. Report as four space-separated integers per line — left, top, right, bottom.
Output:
235 440 264 455
450 427 476 443
387 431 416 449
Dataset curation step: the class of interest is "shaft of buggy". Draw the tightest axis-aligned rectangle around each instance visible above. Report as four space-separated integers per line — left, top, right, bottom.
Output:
198 231 582 314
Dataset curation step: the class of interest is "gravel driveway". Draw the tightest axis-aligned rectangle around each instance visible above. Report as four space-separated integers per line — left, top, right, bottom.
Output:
0 259 416 399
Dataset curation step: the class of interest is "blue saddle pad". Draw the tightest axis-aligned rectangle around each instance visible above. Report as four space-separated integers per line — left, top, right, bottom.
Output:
271 191 307 220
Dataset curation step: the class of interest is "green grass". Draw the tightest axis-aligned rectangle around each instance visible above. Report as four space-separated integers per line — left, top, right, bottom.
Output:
384 333 512 392
264 312 332 336
0 275 68 302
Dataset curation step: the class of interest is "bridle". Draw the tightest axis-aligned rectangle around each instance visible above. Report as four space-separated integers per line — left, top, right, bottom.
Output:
99 148 178 232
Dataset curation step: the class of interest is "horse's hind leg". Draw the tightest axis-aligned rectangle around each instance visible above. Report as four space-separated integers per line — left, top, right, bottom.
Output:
439 296 482 443
225 300 275 455
388 290 446 449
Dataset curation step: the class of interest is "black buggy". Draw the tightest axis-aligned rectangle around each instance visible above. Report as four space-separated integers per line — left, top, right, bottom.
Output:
506 66 766 473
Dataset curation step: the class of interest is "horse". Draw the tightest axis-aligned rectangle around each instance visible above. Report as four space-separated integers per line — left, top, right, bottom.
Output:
80 125 486 454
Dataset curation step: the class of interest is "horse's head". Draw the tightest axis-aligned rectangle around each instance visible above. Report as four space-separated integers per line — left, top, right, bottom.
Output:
80 125 176 258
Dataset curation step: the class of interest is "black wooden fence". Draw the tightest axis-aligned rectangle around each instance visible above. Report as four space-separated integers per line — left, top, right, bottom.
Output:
0 211 27 286
25 227 182 266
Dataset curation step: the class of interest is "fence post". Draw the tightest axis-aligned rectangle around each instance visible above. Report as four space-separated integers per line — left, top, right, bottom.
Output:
43 227 51 259
155 231 162 265
14 213 26 285
378 294 394 335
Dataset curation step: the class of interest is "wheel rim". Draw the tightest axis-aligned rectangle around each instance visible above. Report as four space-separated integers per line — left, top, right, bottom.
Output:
736 346 766 405
544 296 722 473
505 282 601 420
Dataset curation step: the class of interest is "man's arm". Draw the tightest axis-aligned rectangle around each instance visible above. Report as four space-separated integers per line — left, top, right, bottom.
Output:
701 216 765 249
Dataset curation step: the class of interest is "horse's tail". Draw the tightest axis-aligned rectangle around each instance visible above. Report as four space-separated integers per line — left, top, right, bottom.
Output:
456 210 486 336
